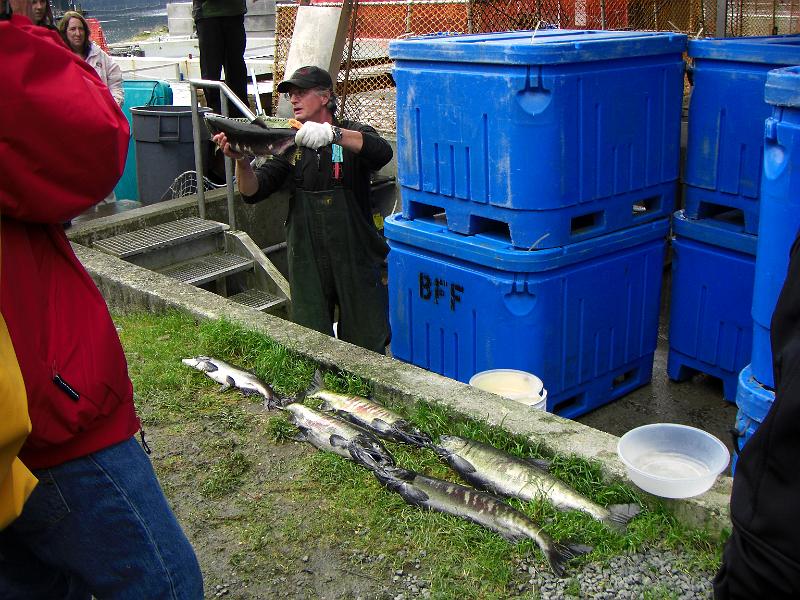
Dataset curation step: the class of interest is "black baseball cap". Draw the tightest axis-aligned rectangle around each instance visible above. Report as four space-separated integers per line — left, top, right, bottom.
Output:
276 66 333 93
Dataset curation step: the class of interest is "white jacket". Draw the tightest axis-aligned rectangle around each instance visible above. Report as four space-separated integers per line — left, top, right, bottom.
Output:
85 42 124 107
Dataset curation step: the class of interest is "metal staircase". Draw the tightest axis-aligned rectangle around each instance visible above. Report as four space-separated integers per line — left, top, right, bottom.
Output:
93 216 290 315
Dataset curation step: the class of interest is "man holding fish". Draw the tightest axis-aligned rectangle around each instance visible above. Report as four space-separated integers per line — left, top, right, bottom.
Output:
212 66 393 355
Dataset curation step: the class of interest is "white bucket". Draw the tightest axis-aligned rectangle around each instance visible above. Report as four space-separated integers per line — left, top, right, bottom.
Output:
469 369 548 411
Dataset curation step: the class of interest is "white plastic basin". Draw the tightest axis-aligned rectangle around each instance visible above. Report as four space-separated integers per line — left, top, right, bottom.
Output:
617 423 730 498
469 369 547 411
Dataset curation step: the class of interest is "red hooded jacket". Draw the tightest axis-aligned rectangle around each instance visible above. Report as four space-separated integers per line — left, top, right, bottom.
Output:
0 15 140 469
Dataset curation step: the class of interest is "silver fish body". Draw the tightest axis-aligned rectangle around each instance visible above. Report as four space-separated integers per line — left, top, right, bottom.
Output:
285 403 395 469
437 435 639 531
370 464 588 577
182 356 279 407
307 372 431 447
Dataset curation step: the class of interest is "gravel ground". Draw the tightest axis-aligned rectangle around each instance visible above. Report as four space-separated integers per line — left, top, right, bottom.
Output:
363 546 714 599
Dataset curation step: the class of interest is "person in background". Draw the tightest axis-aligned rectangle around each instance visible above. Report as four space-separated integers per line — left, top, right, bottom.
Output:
30 0 53 28
713 230 800 599
0 6 204 598
57 10 124 107
213 66 393 354
192 0 248 116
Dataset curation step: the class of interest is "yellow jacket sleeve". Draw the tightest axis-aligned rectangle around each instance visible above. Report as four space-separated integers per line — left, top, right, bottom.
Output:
0 313 37 529
0 216 37 529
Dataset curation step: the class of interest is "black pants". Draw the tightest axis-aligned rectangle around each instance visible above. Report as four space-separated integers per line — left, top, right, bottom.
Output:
714 234 800 598
196 15 248 117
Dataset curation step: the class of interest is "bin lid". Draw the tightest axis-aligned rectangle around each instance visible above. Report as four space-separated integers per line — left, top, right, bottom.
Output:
389 29 687 65
672 210 757 255
765 65 800 107
688 34 800 65
130 105 199 116
384 214 669 272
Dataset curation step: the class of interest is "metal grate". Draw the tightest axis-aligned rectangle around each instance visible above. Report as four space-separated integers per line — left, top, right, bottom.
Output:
93 217 227 258
159 253 253 286
229 288 285 311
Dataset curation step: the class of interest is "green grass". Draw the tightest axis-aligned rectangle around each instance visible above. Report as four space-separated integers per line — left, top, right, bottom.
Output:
116 309 725 598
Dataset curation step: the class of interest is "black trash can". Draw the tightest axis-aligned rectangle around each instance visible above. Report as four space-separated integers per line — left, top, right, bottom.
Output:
131 105 211 205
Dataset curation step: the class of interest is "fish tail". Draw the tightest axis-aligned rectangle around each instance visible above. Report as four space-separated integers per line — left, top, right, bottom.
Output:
296 369 325 403
545 540 592 578
398 428 433 449
604 503 642 532
347 439 395 471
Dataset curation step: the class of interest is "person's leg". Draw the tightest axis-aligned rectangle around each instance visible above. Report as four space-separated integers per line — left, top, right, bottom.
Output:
220 15 248 116
0 526 91 600
1 438 203 600
195 17 224 114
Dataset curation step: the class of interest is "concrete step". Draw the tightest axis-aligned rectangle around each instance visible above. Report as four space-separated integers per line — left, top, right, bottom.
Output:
228 288 287 312
93 217 228 271
158 252 252 286
93 217 226 259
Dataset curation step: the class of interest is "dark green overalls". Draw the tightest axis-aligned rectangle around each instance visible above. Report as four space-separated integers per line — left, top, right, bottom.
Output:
285 143 390 354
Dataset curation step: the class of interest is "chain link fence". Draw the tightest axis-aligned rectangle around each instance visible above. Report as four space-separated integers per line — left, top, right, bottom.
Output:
275 0 800 130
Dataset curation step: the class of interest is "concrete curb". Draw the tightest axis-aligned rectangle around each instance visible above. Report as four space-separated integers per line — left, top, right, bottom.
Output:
73 238 731 536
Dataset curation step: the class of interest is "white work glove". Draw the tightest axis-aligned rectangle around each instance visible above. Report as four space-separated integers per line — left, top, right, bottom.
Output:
295 121 334 150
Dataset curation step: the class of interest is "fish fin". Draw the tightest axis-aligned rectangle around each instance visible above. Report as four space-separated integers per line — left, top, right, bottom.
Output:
370 418 393 436
250 115 270 129
218 377 233 393
525 457 552 471
544 540 591 578
604 503 642 532
270 395 294 411
447 454 477 476
301 369 325 401
400 485 430 506
329 434 349 449
394 427 433 448
201 359 219 373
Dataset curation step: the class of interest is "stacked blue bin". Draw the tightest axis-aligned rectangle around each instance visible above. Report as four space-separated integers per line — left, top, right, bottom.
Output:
386 30 687 418
666 210 757 401
684 35 800 233
732 66 800 470
668 36 800 403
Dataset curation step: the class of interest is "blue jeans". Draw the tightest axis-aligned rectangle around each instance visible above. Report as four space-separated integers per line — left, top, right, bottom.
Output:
0 437 203 599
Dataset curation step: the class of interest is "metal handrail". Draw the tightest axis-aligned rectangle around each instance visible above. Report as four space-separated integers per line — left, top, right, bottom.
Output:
189 79 255 230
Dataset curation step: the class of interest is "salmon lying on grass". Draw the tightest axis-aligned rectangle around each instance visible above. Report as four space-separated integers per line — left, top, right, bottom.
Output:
435 435 641 533
355 451 591 578
305 370 433 448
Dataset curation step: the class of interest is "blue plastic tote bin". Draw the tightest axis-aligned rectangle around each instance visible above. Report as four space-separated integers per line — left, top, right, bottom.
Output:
389 30 686 250
685 35 800 234
385 215 669 419
667 210 757 401
732 364 775 474
114 80 173 201
131 105 210 205
750 66 800 388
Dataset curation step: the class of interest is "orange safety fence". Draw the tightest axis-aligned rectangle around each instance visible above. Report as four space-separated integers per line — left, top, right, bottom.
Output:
87 17 110 54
